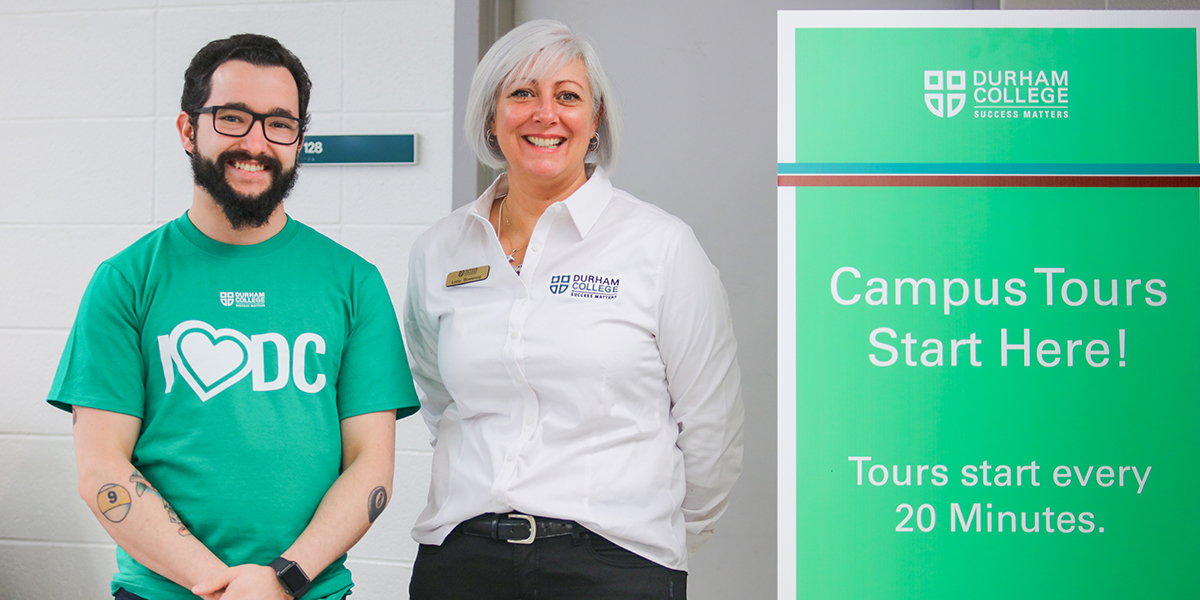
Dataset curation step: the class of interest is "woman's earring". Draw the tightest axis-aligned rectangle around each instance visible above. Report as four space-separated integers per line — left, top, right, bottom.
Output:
588 131 601 152
487 128 499 148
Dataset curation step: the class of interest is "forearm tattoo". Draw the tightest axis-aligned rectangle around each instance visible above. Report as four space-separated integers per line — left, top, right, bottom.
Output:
97 484 132 522
129 470 191 536
368 486 388 523
97 470 191 536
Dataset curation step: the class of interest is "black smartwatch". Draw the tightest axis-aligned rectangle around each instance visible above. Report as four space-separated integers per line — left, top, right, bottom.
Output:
269 557 311 598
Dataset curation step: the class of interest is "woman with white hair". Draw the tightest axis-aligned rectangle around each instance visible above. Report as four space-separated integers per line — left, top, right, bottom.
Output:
403 19 744 599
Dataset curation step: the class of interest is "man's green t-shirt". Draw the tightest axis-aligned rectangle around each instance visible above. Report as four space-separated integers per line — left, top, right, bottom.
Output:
48 213 419 600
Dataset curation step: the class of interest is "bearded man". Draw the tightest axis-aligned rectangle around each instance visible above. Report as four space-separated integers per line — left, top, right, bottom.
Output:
47 33 418 600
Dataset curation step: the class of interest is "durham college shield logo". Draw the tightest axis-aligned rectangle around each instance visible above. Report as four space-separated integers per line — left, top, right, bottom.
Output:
925 70 965 118
550 275 570 294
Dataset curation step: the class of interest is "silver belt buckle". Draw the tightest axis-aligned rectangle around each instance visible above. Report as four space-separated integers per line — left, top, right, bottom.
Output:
507 513 536 544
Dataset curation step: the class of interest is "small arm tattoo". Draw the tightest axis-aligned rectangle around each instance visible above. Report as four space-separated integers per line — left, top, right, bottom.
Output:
129 470 192 536
368 486 388 523
97 484 132 522
130 470 154 498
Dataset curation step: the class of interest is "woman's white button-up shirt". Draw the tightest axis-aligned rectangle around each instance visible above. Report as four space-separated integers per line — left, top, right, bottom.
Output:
403 167 744 570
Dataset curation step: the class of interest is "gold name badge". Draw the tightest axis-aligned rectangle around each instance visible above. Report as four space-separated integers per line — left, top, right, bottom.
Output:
446 266 490 287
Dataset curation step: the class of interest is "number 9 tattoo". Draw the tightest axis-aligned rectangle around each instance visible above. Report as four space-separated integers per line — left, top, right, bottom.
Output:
97 484 132 523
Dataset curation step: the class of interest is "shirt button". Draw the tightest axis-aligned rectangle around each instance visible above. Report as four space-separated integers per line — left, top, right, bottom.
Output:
506 453 515 462
531 244 541 252
525 416 535 425
553 204 563 212
518 289 527 299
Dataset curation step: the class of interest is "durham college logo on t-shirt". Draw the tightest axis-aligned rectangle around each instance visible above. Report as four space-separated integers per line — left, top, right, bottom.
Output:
156 320 327 402
219 291 266 308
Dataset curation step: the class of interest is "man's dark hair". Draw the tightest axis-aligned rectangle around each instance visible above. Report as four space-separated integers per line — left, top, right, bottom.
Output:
181 33 312 133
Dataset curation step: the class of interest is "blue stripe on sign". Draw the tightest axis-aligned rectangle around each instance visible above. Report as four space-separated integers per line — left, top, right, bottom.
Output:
301 134 416 164
778 163 1200 175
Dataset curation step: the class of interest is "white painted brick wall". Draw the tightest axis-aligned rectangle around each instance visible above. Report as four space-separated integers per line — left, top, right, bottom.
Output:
0 2 452 598
0 121 156 224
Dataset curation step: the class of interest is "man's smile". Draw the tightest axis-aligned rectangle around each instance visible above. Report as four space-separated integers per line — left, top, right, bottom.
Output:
230 160 267 172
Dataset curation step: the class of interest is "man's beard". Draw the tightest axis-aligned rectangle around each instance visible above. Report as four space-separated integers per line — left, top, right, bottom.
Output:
190 148 299 230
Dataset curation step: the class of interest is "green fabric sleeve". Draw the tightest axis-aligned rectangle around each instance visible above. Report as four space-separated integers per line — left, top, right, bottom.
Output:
335 265 419 420
47 262 146 418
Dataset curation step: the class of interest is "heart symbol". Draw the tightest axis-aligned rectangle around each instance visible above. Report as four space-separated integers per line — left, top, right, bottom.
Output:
168 320 253 402
180 331 246 388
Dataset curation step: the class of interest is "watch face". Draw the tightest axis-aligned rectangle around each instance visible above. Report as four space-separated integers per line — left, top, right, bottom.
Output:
275 560 310 596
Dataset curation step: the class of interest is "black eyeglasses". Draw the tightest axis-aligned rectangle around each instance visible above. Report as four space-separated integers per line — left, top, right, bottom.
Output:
193 105 302 145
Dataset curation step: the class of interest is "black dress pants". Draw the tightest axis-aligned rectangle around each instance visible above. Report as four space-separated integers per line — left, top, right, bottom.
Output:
409 522 687 600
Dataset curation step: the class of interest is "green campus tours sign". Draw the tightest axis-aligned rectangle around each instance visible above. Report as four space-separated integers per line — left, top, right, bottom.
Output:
794 186 1199 598
780 15 1200 599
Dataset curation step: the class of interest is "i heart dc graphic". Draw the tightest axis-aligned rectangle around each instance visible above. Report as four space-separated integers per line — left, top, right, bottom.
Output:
157 320 326 402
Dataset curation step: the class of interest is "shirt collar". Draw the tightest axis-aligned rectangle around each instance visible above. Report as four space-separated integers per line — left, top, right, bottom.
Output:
468 174 507 221
560 165 612 239
469 166 614 239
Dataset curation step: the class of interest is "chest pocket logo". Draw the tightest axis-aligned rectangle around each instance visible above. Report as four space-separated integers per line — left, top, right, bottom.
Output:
157 320 327 402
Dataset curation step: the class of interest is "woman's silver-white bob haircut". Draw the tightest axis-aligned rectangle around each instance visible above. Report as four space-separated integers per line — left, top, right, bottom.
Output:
466 19 621 172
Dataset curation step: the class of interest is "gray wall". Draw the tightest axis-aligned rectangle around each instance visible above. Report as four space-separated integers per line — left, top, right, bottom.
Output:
455 1 1198 599
506 3 792 599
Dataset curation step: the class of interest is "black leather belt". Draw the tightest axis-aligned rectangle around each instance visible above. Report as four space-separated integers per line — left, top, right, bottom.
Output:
460 513 583 544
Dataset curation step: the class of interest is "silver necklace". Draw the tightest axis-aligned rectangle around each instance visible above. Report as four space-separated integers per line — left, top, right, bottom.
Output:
498 196 529 269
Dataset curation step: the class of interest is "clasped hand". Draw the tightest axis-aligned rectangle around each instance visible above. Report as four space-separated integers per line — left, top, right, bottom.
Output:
193 564 290 600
